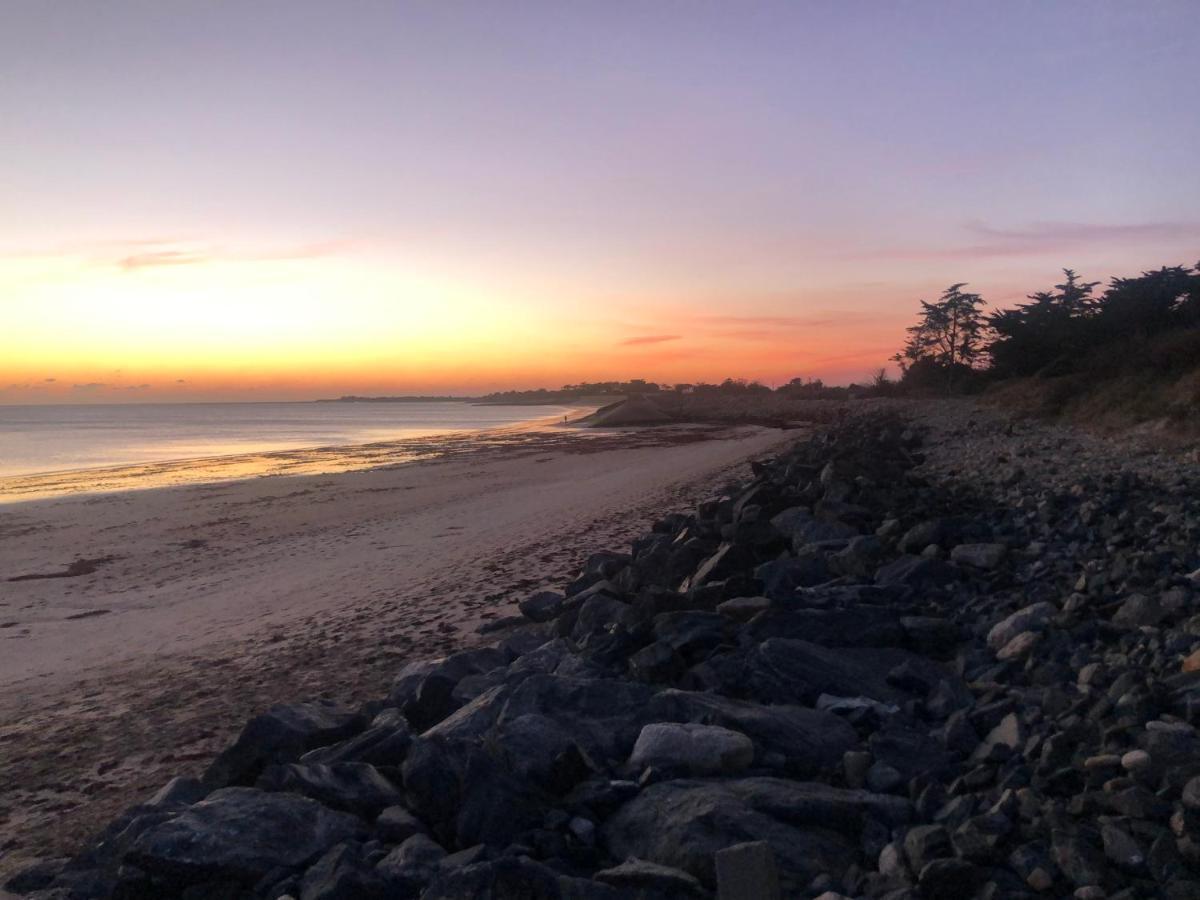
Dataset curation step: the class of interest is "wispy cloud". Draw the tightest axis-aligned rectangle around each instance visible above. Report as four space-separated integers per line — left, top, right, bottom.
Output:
72 382 107 390
0 237 349 270
862 220 1200 261
620 334 681 346
118 250 206 271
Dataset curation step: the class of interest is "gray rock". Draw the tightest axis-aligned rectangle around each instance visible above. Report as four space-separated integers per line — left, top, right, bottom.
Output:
375 833 445 888
716 595 771 621
986 602 1056 651
715 841 781 900
1112 593 1167 628
645 690 857 774
603 777 910 889
971 712 1025 763
257 762 403 817
629 723 754 775
202 700 362 788
950 542 1007 570
771 507 858 549
376 805 426 843
127 787 361 884
595 857 707 896
519 590 564 622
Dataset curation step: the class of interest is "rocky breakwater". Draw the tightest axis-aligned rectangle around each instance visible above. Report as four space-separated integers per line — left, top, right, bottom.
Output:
9 409 1200 899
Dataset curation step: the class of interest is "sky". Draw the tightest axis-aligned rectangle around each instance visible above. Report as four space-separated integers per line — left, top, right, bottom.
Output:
3 1 1199 402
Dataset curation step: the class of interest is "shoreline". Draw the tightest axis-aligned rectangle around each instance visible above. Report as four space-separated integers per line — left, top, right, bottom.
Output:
0 421 795 875
0 405 598 504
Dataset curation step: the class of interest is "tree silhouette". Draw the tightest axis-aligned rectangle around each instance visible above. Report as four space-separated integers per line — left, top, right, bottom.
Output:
987 269 1099 377
892 283 986 389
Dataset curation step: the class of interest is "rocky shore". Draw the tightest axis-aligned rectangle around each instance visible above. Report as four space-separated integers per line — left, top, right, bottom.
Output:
9 403 1200 899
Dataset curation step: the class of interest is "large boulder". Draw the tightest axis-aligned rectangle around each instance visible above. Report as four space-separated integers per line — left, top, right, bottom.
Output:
629 723 754 775
644 690 856 774
202 700 363 789
771 507 859 549
256 762 403 817
745 639 915 706
603 778 910 890
495 675 657 764
126 787 361 885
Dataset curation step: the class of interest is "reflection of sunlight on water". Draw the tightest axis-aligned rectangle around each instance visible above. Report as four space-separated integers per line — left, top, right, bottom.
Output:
0 409 606 503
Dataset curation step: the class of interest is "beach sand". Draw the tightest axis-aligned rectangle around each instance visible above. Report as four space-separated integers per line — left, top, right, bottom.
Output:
0 419 797 875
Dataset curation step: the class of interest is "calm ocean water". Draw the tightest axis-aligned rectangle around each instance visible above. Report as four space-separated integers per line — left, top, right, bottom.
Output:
0 402 569 478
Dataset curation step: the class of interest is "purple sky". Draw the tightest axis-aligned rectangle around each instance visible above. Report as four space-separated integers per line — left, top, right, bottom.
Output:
3 1 1199 399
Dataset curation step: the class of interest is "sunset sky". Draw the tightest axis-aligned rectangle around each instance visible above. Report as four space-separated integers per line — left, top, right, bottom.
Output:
3 1 1199 402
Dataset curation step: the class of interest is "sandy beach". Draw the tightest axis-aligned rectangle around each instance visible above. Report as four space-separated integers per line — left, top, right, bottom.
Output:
0 419 796 875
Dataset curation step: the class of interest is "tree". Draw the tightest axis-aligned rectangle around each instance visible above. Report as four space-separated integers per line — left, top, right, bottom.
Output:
987 269 1100 377
893 283 987 389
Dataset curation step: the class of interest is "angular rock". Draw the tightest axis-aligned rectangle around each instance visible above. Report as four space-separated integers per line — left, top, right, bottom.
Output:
127 787 361 884
950 543 1007 570
603 778 910 889
519 590 565 623
629 723 754 775
715 841 781 900
257 762 402 817
595 857 707 896
202 700 362 788
986 602 1056 651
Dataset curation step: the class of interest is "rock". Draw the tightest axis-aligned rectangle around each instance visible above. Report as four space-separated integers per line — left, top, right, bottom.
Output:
126 787 361 884
917 858 979 899
717 595 771 621
971 712 1024 763
715 841 781 900
299 842 384 900
645 690 857 774
1183 647 1200 673
1112 593 1167 628
375 805 426 843
202 700 362 788
594 857 707 896
1101 823 1145 872
950 543 1007 570
745 639 911 706
874 555 957 588
519 590 564 622
629 723 754 775
603 777 910 889
903 824 951 871
146 775 207 808
375 833 446 889
490 713 595 794
899 520 949 554
299 721 412 767
996 630 1040 661
986 602 1057 651
495 674 657 762
422 857 617 899
771 507 858 549
257 762 403 817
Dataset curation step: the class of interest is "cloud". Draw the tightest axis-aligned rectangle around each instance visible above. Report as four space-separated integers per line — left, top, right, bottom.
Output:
72 382 107 390
114 239 347 272
175 378 187 384
118 250 207 271
863 220 1200 261
121 383 152 390
620 334 682 346
44 377 56 383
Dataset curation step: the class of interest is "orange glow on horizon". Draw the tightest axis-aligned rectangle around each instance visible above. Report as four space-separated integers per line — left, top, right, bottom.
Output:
2 244 910 402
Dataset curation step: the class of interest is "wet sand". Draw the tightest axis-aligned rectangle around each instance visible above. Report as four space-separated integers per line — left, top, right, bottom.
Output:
0 419 797 876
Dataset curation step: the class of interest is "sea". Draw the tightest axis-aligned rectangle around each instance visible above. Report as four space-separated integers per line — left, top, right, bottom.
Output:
0 401 571 479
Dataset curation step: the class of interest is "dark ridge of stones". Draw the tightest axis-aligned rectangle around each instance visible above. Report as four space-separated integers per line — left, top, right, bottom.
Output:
13 406 1200 899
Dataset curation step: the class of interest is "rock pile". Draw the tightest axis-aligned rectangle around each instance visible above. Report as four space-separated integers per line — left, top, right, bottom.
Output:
9 409 1200 899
